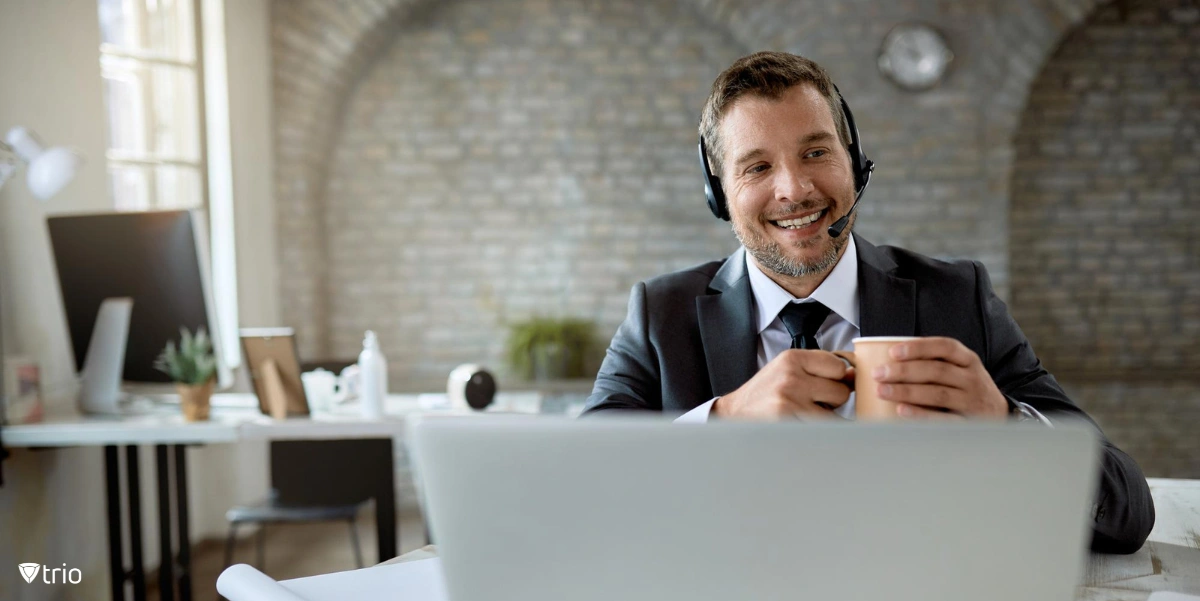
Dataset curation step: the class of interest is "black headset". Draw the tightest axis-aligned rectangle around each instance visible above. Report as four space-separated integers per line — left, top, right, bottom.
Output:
698 86 874 238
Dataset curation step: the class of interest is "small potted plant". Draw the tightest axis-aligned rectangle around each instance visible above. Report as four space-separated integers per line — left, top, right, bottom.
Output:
506 318 596 381
154 327 217 421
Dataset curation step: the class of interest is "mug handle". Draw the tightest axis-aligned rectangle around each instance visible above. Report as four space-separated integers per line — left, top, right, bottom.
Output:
831 350 857 391
832 350 855 369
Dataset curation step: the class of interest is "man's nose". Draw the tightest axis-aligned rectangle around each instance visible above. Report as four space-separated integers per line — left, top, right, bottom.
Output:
775 163 814 201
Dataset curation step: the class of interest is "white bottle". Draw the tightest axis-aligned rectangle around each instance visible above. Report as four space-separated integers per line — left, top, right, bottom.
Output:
357 330 387 420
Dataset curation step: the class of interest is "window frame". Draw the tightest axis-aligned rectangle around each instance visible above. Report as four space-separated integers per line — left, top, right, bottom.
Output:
97 0 242 371
99 0 209 212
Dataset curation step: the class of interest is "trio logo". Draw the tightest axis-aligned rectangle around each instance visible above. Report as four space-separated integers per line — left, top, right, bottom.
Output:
18 563 39 583
18 562 82 584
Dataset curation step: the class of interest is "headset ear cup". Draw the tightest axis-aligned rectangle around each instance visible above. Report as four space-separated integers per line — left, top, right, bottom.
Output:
708 175 728 221
699 140 731 221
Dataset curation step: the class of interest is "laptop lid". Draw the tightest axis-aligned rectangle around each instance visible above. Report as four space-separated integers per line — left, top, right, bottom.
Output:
411 417 1098 601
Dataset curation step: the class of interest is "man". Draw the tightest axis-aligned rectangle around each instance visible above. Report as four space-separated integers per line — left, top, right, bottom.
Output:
582 51 1154 554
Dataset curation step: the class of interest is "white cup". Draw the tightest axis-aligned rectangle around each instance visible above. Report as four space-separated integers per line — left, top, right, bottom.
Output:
301 368 338 412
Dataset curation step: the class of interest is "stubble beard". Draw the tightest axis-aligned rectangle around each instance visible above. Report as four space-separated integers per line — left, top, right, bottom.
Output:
732 211 851 279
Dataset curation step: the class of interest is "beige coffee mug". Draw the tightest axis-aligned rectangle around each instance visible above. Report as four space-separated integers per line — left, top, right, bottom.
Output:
836 336 919 421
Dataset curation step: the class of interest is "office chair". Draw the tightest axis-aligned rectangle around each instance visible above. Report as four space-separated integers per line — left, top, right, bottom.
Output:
222 438 373 571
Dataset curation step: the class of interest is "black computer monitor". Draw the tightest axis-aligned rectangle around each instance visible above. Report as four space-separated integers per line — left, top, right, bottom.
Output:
47 210 230 389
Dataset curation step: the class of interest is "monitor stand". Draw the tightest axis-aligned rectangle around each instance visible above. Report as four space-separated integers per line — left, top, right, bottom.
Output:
78 297 133 415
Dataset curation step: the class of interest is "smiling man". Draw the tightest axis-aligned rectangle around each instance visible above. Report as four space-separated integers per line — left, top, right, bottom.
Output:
582 51 1155 554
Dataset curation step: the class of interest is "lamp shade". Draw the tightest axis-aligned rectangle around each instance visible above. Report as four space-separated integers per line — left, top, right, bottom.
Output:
27 146 84 200
3 127 84 200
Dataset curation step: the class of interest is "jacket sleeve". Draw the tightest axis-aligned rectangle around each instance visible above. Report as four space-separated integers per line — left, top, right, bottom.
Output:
581 282 662 415
973 262 1155 554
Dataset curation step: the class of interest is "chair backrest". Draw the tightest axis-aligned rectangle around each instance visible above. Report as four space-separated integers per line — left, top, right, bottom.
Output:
269 438 391 507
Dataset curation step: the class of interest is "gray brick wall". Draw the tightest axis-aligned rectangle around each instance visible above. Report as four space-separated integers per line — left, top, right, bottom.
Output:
1008 0 1200 478
1011 0 1200 379
322 0 744 386
277 0 1102 380
1066 380 1200 479
272 0 427 361
271 0 1198 478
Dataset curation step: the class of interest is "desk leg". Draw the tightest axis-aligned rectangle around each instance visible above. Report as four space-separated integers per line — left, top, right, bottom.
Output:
105 445 126 601
173 445 192 601
124 446 147 601
377 447 396 562
155 445 175 601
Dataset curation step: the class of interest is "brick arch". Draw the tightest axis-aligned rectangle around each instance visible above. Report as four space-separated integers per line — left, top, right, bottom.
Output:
272 0 434 358
273 0 1104 360
1009 0 1200 378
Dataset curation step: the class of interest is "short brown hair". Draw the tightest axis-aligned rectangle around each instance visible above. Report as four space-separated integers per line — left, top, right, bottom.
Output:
699 51 851 178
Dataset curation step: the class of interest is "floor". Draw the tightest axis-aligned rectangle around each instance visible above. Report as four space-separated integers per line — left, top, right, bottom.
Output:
147 507 427 601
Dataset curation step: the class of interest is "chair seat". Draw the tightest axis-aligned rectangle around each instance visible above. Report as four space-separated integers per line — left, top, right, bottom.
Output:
226 499 367 524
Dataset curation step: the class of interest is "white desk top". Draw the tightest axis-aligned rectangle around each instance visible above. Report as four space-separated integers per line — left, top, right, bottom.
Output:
0 392 550 447
1079 479 1200 599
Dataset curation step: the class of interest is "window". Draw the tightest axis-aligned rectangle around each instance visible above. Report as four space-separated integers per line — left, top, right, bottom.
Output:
96 0 241 369
99 0 205 210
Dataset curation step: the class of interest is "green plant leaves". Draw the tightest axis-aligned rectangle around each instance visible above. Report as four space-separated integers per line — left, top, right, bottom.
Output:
154 326 217 385
505 318 596 380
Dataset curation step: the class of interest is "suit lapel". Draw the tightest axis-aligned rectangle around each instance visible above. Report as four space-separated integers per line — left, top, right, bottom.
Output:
697 248 759 397
855 234 917 337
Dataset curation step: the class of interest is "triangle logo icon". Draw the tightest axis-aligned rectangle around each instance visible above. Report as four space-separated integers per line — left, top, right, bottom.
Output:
19 563 41 584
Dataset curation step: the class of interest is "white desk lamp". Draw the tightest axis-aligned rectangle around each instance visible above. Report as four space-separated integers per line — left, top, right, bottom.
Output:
0 127 84 199
0 127 85 418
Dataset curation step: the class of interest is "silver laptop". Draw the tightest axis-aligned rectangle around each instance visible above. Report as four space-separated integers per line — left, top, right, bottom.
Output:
410 417 1098 601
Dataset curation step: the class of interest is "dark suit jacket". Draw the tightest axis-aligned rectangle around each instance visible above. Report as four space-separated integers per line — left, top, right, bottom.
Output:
583 234 1155 554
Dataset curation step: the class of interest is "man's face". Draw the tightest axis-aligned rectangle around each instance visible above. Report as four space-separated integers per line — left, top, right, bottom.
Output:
718 84 856 279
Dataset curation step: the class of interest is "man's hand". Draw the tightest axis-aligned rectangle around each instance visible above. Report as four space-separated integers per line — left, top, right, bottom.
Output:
712 350 853 420
873 337 1007 419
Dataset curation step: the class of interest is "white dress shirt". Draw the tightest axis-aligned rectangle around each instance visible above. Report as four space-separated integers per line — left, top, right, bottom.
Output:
677 236 861 422
676 236 1049 425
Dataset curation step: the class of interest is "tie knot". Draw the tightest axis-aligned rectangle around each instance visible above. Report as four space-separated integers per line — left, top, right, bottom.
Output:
778 301 832 350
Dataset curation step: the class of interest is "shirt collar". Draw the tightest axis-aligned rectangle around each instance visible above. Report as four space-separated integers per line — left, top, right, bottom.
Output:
745 235 860 334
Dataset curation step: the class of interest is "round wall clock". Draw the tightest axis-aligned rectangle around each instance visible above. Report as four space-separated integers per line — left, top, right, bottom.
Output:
877 23 954 91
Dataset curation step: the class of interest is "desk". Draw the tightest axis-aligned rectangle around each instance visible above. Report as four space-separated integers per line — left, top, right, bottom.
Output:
2 392 550 601
385 479 1200 600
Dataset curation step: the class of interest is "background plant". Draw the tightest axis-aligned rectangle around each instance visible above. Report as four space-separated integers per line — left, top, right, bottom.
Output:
154 327 217 386
505 318 596 380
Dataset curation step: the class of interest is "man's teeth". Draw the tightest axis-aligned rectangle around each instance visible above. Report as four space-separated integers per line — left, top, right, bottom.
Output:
776 210 824 229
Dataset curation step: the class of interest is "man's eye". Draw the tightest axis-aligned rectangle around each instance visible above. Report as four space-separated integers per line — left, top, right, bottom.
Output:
805 150 827 159
747 164 769 174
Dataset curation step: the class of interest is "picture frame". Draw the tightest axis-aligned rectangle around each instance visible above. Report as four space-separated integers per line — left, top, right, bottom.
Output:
239 328 309 418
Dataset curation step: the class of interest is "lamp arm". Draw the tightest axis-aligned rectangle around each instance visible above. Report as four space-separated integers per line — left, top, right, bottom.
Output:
0 139 6 483
0 141 19 191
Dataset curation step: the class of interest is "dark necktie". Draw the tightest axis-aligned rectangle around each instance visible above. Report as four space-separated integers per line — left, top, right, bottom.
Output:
778 301 832 350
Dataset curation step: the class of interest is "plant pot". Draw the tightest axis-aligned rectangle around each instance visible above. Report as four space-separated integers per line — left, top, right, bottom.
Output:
531 343 568 381
177 380 214 421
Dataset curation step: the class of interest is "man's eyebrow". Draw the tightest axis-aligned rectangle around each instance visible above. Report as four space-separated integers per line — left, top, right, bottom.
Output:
731 132 838 170
800 131 836 145
731 148 764 169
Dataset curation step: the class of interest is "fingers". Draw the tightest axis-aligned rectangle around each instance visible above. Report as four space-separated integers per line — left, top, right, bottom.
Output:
878 382 966 413
778 350 853 409
793 376 853 409
780 349 852 381
889 337 977 368
874 359 969 390
894 402 965 421
831 350 855 369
